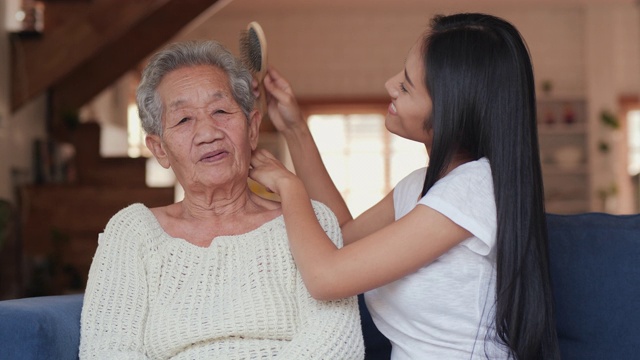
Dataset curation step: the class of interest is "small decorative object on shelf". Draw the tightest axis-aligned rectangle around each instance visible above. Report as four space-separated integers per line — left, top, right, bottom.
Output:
537 98 585 129
563 102 575 125
544 108 556 125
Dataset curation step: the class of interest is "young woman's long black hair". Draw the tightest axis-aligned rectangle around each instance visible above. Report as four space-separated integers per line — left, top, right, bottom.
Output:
419 13 560 360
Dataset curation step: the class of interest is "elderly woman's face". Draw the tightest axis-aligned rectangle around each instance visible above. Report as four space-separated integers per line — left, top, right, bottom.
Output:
146 65 260 192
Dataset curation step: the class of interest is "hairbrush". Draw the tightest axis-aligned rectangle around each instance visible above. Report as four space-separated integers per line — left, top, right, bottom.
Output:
239 21 269 127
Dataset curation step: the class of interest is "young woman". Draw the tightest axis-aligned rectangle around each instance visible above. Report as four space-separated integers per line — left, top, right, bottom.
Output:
249 13 560 359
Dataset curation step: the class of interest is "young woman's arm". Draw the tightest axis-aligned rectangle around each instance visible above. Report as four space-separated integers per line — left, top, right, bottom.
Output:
262 68 395 242
276 202 364 359
341 191 395 245
250 149 471 300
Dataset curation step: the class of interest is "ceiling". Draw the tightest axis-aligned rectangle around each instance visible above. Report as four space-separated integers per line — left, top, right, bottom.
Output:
221 0 639 12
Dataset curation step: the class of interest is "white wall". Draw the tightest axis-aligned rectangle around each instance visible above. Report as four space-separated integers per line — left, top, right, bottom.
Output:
177 3 592 99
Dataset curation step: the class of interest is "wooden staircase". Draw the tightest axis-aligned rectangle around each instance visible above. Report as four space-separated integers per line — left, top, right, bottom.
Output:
10 0 226 140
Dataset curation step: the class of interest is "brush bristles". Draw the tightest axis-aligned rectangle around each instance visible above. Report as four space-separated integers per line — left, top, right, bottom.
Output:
240 27 263 73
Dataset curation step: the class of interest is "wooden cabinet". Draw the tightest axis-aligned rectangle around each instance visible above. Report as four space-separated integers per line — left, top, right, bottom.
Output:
20 185 174 296
537 98 591 214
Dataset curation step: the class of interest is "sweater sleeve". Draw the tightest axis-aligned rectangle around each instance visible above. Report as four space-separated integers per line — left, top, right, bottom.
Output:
275 201 365 359
79 205 150 360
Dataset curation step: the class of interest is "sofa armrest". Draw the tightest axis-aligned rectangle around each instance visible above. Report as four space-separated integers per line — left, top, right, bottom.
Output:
548 212 640 360
0 294 84 360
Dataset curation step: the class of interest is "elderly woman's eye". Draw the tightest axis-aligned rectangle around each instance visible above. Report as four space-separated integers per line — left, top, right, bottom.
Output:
177 117 190 125
213 109 229 115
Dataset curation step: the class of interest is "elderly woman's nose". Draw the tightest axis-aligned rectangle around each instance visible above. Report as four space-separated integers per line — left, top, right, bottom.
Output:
194 116 223 143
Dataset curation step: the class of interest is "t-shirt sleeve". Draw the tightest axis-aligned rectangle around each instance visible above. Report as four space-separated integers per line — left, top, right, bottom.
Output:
393 167 428 220
418 161 496 256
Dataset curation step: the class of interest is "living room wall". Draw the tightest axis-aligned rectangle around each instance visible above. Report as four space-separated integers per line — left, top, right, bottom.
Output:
179 3 593 99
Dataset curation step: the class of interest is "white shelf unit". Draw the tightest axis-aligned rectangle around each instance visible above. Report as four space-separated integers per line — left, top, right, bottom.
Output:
537 98 590 214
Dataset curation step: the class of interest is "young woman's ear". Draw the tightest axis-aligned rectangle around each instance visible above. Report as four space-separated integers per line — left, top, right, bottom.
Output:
249 110 262 151
145 135 171 169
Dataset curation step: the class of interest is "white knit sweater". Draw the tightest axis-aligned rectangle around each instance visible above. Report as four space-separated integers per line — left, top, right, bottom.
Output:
79 202 364 359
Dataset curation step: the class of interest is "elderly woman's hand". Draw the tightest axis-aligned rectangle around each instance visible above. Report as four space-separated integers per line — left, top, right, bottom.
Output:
249 149 301 196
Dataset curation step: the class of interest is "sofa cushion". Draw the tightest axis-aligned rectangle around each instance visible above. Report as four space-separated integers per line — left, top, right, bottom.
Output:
547 212 640 360
0 294 84 360
358 294 392 360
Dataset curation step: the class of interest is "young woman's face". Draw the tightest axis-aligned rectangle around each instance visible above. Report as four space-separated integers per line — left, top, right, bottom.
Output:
384 41 433 149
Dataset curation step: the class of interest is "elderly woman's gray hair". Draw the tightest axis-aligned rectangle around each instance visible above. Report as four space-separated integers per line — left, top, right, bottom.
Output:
136 40 255 136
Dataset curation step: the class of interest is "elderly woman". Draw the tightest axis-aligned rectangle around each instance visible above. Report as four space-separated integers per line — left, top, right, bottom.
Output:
79 40 364 359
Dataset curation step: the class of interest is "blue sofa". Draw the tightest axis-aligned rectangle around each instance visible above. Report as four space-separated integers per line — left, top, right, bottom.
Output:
1 212 639 360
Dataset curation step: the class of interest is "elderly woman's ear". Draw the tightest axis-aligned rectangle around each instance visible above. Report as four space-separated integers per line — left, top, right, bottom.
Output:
249 109 262 151
145 135 171 169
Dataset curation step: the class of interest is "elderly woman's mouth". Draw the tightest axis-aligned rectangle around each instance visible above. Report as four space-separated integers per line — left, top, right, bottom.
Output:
200 150 229 162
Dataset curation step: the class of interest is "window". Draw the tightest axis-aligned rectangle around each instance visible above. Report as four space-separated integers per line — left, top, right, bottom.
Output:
127 103 177 193
307 112 428 217
127 103 150 159
619 96 640 213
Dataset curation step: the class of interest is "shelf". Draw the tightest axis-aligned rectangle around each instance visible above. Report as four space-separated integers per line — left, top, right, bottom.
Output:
541 164 589 175
538 123 586 135
536 97 591 213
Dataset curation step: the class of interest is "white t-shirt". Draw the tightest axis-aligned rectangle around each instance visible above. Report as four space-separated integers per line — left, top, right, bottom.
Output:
365 158 509 359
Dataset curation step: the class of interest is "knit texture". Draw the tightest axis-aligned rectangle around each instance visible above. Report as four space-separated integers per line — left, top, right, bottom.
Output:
80 202 364 359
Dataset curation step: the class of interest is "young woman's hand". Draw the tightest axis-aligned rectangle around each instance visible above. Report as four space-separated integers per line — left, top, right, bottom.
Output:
261 67 306 134
249 149 301 196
